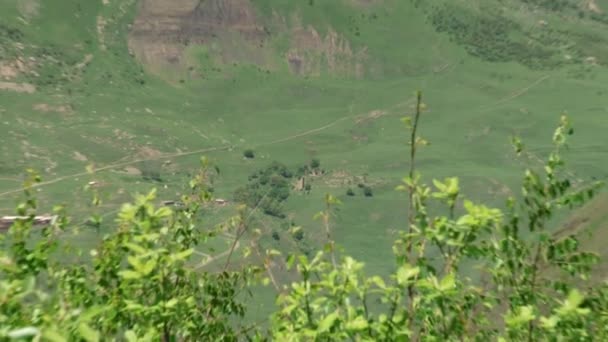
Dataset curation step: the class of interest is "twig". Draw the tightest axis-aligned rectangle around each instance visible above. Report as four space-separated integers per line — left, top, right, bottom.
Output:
407 91 423 329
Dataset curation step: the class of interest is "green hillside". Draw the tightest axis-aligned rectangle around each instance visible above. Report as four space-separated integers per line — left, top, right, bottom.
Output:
2 1 608 338
1 0 607 292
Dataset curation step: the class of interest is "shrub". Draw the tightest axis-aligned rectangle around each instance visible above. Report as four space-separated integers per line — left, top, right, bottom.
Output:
310 158 320 169
346 188 355 196
363 186 373 197
243 149 255 159
293 229 304 241
140 160 163 182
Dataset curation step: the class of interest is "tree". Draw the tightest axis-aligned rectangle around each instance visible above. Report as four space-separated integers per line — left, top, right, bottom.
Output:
363 186 373 197
243 149 255 159
310 158 320 169
346 188 355 196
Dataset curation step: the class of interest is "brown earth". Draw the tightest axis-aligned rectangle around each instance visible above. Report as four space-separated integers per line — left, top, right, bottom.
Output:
0 81 36 93
128 0 367 78
585 0 603 13
128 0 267 75
33 103 73 113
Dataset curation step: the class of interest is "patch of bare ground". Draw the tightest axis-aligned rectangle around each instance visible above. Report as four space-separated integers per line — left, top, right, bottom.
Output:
323 170 381 188
286 15 367 78
20 141 57 173
73 151 88 162
354 109 386 125
0 61 20 80
0 82 35 93
137 146 164 159
33 103 73 114
76 54 94 70
129 0 268 77
17 0 40 20
584 0 603 13
129 0 367 78
0 58 36 81
123 166 142 176
97 16 108 50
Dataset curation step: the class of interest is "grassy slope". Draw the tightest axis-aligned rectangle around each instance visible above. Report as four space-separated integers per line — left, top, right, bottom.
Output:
0 1 607 316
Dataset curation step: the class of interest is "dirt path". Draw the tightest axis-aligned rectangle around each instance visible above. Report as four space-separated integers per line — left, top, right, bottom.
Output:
0 145 231 198
476 74 550 112
194 237 240 269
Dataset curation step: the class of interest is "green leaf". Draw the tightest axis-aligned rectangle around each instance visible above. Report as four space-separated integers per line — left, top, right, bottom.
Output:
505 306 535 327
318 312 339 332
8 327 39 339
439 273 456 291
171 249 193 262
346 316 369 331
154 206 172 218
140 259 157 276
286 254 296 269
267 249 281 257
370 276 386 289
557 289 589 316
124 243 147 254
119 270 142 280
42 329 67 342
127 255 143 270
124 331 138 342
79 306 106 323
397 264 419 285
395 185 408 191
540 315 560 330
433 179 446 192
165 298 179 308
78 323 100 342
298 255 309 268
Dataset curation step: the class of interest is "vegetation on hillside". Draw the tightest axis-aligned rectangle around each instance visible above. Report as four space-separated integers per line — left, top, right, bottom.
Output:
1 93 606 340
233 162 293 218
2 1 608 339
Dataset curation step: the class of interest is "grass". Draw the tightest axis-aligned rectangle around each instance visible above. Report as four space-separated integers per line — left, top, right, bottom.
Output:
0 1 607 319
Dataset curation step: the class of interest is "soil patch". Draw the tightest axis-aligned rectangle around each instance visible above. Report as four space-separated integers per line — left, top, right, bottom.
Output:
33 103 72 113
73 151 88 162
123 166 142 176
17 0 40 20
0 81 35 93
128 0 266 75
286 20 367 78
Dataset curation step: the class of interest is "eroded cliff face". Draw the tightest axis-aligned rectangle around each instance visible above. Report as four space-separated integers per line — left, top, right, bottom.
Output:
128 0 265 73
128 0 368 79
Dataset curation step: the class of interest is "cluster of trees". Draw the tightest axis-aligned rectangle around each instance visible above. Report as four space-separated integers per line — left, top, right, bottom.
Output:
347 183 373 197
1 95 607 340
233 158 327 218
233 161 293 218
295 158 324 178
